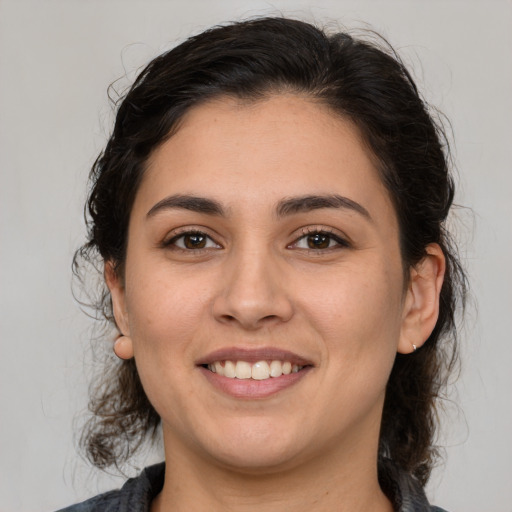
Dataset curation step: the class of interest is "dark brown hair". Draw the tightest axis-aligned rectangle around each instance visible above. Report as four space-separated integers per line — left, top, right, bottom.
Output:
74 17 467 485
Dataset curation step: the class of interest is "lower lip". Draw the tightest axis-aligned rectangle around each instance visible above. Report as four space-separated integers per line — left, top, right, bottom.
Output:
198 366 311 399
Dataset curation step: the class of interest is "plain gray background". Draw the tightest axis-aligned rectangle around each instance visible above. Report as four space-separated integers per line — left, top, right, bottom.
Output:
1 1 511 510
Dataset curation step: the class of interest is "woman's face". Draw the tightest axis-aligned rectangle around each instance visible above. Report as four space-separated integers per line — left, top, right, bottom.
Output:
110 94 415 472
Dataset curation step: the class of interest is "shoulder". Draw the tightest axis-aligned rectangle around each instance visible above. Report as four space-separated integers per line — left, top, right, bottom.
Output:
378 458 450 512
54 462 165 512
55 489 121 512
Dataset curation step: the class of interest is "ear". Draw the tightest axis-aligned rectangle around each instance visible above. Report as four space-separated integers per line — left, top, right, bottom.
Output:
398 244 446 354
104 260 131 337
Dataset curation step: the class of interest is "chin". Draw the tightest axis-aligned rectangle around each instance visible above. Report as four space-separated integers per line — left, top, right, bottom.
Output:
211 445 304 474
201 420 308 473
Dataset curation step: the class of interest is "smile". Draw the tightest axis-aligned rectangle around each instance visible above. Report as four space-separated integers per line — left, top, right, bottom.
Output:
207 360 303 380
197 348 313 398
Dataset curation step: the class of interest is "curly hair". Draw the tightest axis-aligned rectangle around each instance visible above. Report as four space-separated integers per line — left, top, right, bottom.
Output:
74 17 467 485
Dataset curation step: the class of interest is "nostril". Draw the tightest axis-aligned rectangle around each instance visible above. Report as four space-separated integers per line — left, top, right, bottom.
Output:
220 314 237 322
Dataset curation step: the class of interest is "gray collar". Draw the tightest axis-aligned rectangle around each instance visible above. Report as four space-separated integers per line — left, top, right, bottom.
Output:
57 460 442 511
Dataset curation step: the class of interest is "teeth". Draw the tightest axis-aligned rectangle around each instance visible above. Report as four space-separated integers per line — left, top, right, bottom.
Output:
214 361 224 376
207 360 304 380
224 360 236 378
251 361 270 380
235 361 252 379
269 360 283 377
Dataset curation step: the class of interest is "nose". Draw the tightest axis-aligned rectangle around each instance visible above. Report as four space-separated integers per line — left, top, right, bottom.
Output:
212 247 294 330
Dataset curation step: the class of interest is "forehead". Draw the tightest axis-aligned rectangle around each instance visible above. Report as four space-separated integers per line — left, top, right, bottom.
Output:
137 94 395 223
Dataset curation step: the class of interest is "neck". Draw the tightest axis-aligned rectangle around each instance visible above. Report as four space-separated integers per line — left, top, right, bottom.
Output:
151 429 393 512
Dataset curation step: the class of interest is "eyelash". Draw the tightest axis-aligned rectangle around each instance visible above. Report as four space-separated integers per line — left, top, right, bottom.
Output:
290 227 350 252
163 229 221 252
162 227 350 253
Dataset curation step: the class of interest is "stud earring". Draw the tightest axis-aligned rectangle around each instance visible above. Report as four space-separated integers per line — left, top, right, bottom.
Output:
114 335 134 360
412 344 418 352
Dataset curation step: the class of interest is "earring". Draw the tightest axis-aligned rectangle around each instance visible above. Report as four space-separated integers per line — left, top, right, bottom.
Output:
412 344 418 352
114 335 134 360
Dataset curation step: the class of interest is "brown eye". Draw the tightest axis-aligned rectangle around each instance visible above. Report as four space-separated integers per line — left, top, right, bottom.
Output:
291 230 349 251
183 233 207 249
167 231 221 250
307 233 330 249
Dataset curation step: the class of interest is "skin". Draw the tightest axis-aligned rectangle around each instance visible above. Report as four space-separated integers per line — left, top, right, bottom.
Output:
107 94 445 512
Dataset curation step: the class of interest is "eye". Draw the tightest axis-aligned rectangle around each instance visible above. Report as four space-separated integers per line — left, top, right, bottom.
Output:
165 231 221 250
291 230 349 250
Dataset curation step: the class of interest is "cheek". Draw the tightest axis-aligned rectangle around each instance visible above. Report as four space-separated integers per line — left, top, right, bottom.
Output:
297 262 404 387
287 264 403 439
124 265 209 361
123 270 208 425
302 264 403 333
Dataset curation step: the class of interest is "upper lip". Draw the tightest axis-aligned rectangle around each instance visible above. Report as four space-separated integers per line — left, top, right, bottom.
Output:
196 347 314 366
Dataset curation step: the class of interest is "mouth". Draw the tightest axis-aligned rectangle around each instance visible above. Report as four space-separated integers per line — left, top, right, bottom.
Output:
203 360 305 380
196 348 313 398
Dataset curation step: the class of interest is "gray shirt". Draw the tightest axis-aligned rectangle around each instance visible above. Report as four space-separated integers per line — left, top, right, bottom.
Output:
56 461 447 512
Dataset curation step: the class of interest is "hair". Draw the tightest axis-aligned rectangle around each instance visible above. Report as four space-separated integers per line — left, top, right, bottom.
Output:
74 16 467 485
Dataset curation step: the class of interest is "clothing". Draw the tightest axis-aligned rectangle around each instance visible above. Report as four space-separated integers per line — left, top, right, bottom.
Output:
56 461 447 512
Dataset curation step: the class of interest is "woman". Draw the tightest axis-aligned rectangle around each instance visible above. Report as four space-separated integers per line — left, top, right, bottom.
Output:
62 17 466 512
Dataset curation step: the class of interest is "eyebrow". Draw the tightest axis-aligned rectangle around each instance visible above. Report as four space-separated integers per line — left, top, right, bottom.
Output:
146 193 371 221
147 194 226 218
276 194 372 221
